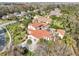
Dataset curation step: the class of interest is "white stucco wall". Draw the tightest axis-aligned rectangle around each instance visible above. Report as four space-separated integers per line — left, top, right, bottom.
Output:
28 35 39 44
44 37 50 40
27 35 39 51
58 33 64 39
28 25 36 30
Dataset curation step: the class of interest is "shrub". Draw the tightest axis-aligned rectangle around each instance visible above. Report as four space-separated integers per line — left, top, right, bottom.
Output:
27 39 32 45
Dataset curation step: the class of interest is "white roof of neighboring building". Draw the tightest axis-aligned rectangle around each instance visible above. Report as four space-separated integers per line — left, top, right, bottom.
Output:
50 8 62 17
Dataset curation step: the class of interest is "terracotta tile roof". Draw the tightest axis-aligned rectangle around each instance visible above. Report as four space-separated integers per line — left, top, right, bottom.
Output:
30 30 52 39
36 16 51 21
31 23 47 27
32 16 52 24
57 29 65 36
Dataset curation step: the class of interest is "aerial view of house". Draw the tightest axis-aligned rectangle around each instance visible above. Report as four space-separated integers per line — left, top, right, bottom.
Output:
0 2 79 56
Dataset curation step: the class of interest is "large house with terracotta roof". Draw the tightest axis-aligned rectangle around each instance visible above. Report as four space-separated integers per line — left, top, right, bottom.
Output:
26 15 65 51
27 16 65 44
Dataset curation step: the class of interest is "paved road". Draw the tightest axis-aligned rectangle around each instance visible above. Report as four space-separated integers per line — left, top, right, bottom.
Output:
0 21 17 27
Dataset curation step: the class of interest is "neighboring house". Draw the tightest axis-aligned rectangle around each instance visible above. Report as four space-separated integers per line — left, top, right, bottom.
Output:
2 16 7 19
56 29 65 39
2 15 9 19
33 9 39 13
21 11 27 16
28 23 48 30
49 8 62 17
1 11 26 19
13 12 22 17
32 16 52 24
13 12 20 16
8 14 15 18
2 13 16 19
